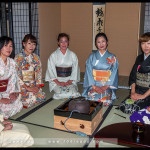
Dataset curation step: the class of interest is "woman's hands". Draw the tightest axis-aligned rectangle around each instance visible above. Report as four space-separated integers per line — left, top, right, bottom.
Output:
0 92 19 104
92 85 109 94
9 93 17 101
130 83 150 101
26 86 39 93
131 92 146 101
54 79 73 86
0 98 12 104
2 121 13 131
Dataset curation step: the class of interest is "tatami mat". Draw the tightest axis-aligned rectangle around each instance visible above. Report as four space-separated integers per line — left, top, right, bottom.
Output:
10 100 48 120
21 99 66 128
11 120 89 147
97 106 130 130
113 88 130 106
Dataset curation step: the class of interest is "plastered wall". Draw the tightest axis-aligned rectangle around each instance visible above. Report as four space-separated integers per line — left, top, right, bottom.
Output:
38 3 61 78
104 3 142 76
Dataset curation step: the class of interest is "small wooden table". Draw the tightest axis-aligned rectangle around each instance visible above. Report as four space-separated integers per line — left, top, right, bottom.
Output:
94 122 150 148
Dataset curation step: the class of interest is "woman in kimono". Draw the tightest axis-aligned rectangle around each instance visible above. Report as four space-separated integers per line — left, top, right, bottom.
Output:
118 32 150 114
82 33 118 106
0 36 23 119
45 33 80 99
14 34 46 108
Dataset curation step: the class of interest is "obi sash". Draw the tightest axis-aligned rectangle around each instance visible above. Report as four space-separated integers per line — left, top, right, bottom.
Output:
136 72 150 88
0 79 9 92
22 70 35 81
56 66 72 77
93 69 111 82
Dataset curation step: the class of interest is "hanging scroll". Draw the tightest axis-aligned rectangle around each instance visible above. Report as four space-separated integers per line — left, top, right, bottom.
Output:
92 3 106 51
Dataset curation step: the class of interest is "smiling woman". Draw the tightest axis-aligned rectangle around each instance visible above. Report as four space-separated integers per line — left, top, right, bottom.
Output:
82 33 119 106
14 34 46 108
45 33 81 100
0 36 23 119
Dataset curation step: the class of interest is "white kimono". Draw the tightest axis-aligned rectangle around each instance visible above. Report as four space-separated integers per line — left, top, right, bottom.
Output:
45 48 81 99
0 57 23 119
0 114 34 147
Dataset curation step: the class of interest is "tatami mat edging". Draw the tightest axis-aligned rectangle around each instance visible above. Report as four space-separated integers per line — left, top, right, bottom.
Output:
13 98 53 121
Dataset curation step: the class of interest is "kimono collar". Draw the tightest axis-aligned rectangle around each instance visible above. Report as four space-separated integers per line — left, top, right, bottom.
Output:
0 56 10 77
95 49 108 60
98 49 108 57
57 47 69 55
0 56 9 66
144 53 150 60
22 49 34 58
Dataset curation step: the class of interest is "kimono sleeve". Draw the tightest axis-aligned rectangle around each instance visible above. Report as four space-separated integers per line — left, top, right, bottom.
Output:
83 54 95 88
2 60 21 99
14 54 25 86
106 56 119 89
34 55 42 85
45 53 57 82
7 61 21 94
129 56 139 86
69 52 80 82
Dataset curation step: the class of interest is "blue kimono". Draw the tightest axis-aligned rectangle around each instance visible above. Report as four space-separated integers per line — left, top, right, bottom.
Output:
82 50 119 106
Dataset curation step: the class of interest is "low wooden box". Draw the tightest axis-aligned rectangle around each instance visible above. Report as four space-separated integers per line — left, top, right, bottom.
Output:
54 99 103 135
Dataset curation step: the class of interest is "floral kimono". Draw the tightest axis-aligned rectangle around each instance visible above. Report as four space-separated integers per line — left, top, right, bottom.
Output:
118 53 150 114
14 49 46 108
0 57 23 119
82 50 118 106
45 48 81 99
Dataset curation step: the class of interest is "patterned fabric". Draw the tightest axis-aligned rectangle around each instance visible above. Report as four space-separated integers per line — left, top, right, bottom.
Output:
0 57 23 119
130 106 150 124
14 49 46 108
53 84 80 100
136 72 150 88
56 66 72 77
118 96 150 114
93 69 111 82
82 50 118 106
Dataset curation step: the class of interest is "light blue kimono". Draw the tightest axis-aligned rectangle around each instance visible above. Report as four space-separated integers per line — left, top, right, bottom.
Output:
82 50 119 106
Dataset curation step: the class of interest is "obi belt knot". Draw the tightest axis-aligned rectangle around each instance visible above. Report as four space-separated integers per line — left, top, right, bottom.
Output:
136 72 150 88
56 66 72 77
0 79 9 92
93 69 111 82
22 70 35 81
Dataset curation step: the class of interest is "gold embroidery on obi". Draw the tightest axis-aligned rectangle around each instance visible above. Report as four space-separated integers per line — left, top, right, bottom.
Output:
136 72 150 88
93 69 111 82
22 70 35 81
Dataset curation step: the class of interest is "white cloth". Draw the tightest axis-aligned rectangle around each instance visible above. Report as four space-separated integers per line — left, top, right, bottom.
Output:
0 114 34 147
45 48 81 99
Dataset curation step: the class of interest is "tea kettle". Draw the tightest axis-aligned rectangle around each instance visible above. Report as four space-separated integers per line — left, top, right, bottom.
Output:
68 96 90 114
